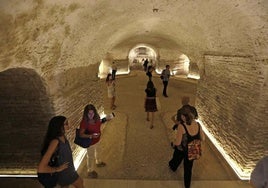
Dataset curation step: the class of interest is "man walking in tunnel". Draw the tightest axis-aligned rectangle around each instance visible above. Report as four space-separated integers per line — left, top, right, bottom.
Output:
172 96 198 131
161 65 171 97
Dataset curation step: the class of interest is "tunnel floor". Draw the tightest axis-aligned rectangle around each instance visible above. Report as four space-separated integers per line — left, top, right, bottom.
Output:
0 70 251 187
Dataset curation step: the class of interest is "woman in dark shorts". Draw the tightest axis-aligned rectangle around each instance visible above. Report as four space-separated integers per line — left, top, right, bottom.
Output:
37 116 84 188
145 80 158 129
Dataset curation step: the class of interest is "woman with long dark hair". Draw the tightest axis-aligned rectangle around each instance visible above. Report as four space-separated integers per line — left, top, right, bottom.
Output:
144 80 158 129
106 73 116 110
79 104 106 178
37 116 84 188
171 110 205 188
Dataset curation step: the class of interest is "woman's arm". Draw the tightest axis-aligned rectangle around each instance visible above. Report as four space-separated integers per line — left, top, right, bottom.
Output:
173 124 184 146
171 114 180 124
79 127 95 139
199 125 205 141
37 139 68 173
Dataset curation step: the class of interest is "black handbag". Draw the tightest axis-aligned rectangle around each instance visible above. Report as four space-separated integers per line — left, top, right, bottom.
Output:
48 148 59 167
74 128 92 148
38 147 59 187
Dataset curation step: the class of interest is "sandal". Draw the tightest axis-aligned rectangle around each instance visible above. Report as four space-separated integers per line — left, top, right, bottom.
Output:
88 170 98 178
96 162 106 167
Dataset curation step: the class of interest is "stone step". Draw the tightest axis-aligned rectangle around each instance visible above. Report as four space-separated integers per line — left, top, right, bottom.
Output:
83 179 251 188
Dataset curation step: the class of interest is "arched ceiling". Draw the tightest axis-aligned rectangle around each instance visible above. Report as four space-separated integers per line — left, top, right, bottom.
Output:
0 0 267 72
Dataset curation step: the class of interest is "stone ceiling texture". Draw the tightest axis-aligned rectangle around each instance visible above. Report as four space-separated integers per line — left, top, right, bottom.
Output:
0 0 267 73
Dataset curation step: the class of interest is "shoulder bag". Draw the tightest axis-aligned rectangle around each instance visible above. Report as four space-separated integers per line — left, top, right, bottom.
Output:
74 128 92 148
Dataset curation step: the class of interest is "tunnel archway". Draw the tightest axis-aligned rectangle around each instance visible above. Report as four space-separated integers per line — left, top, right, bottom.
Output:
0 68 54 174
128 44 158 71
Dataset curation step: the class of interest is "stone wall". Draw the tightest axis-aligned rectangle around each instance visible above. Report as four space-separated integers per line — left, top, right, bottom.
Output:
49 64 104 152
0 64 104 172
197 55 268 175
0 68 54 170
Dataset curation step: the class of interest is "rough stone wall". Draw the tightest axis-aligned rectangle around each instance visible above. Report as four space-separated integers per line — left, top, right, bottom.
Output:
196 55 268 174
0 68 54 170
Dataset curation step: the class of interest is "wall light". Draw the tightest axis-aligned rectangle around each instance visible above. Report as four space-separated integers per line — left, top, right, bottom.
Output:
197 120 251 180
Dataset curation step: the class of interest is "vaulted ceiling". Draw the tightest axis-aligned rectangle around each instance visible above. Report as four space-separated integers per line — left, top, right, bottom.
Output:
0 0 267 72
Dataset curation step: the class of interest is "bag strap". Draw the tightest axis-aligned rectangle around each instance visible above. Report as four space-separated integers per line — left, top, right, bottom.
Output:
181 123 189 135
182 122 200 139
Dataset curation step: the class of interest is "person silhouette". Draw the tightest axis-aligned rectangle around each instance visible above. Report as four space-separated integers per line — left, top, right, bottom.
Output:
161 65 171 97
144 80 158 129
37 116 84 188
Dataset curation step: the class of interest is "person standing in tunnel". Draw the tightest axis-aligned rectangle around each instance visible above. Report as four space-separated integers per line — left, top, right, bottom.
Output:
37 116 84 188
111 61 117 80
161 64 171 97
144 80 158 129
106 73 116 110
143 58 149 71
146 65 154 81
79 104 107 178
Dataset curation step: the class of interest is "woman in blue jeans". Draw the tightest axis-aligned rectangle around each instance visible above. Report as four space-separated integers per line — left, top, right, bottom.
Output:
169 110 205 188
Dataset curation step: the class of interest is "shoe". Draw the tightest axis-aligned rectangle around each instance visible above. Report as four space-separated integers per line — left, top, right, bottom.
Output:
88 170 98 178
96 162 106 167
150 125 154 129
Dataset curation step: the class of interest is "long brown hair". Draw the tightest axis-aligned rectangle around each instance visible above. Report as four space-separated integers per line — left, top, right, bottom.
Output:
82 104 100 122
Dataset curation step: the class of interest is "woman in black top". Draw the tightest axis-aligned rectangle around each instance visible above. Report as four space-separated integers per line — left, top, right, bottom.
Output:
146 66 153 81
144 81 158 129
37 116 84 188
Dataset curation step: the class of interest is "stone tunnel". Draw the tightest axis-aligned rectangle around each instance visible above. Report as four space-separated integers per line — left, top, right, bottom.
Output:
0 0 267 182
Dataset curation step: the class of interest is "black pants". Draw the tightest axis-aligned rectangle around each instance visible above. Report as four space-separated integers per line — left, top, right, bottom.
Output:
162 81 168 96
112 70 117 80
169 148 194 188
169 148 184 171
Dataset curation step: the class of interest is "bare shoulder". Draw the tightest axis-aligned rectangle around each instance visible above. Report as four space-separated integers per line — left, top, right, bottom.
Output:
48 139 59 150
178 123 186 133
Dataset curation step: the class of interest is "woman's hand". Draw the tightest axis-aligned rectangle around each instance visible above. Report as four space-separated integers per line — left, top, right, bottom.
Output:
56 162 69 172
91 133 100 139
